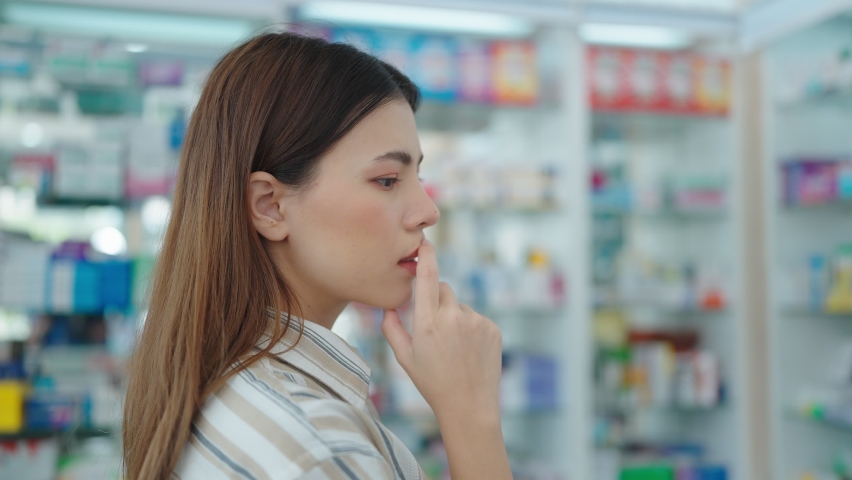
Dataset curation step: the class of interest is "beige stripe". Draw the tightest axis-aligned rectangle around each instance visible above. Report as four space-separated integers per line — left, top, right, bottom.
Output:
336 403 372 429
300 340 366 391
275 351 352 393
364 401 381 420
267 355 350 403
301 377 337 400
310 415 364 435
186 433 232 475
249 362 314 400
317 458 341 478
297 373 328 393
344 453 384 479
195 411 272 480
249 364 336 410
218 380 320 470
249 364 368 436
249 363 333 405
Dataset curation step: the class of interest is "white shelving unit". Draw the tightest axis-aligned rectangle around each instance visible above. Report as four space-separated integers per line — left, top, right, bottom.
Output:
586 95 750 479
762 14 852 480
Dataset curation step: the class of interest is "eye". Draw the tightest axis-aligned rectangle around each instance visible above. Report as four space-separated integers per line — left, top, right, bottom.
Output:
376 178 399 189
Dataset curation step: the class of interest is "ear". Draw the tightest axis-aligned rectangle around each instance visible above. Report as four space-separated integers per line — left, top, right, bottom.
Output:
248 171 290 242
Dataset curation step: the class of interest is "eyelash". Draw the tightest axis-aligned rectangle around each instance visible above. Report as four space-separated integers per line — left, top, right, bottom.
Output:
375 175 423 190
376 178 400 189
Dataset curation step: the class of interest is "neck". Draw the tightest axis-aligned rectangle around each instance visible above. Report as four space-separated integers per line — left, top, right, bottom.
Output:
293 300 349 330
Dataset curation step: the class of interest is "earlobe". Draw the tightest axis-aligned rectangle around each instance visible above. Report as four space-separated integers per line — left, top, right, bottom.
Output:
248 172 289 242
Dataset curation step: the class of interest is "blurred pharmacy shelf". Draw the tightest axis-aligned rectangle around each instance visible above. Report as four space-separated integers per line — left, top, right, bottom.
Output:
763 12 852 480
586 42 749 480
0 24 205 480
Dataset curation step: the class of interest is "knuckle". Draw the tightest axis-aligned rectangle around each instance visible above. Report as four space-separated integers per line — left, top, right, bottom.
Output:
469 315 487 333
485 319 500 335
421 322 436 335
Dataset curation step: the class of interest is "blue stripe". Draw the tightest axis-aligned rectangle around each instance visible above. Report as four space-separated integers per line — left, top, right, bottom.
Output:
300 327 370 384
238 369 324 440
373 419 405 479
332 456 361 480
190 424 258 480
326 442 385 459
291 391 323 399
269 369 303 385
271 311 370 384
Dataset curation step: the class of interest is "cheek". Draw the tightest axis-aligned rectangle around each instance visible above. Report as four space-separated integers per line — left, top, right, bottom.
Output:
310 193 398 268
296 191 413 308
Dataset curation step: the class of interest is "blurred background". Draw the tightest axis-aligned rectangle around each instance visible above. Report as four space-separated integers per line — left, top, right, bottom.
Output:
0 0 849 479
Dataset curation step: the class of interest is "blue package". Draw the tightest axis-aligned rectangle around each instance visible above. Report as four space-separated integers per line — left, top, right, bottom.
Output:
169 112 187 151
0 361 25 379
99 260 131 310
809 255 827 312
525 354 558 411
73 261 101 313
409 35 458 103
25 394 76 431
42 316 70 346
696 466 727 480
838 162 852 200
663 442 705 459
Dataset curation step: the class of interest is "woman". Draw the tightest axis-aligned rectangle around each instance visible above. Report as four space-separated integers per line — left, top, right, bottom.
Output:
122 32 512 480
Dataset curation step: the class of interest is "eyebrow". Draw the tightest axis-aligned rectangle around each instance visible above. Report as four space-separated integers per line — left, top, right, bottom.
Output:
372 150 424 166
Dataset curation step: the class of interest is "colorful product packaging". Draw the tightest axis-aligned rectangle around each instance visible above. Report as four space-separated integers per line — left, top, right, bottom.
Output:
491 40 538 105
782 160 838 206
0 381 25 433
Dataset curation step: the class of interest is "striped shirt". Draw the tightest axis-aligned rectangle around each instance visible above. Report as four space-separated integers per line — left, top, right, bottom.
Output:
173 319 426 480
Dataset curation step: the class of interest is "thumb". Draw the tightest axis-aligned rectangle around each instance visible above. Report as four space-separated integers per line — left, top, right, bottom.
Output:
381 309 412 368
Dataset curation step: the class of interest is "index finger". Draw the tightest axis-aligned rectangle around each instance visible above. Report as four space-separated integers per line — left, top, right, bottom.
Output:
415 239 440 315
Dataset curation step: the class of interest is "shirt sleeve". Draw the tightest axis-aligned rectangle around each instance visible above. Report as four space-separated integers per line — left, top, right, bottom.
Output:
295 453 395 480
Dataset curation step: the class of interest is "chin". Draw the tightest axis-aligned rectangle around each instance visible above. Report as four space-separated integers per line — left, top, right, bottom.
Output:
358 282 413 311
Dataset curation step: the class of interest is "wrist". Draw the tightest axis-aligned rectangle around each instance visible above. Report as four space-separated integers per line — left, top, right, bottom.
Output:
434 400 502 430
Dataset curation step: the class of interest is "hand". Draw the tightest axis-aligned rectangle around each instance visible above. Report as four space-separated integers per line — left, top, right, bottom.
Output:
382 239 503 421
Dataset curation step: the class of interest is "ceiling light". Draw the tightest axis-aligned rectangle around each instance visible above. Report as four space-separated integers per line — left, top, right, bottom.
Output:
3 3 253 46
299 1 534 38
579 23 692 50
141 196 171 234
125 43 149 53
91 227 127 256
21 123 43 148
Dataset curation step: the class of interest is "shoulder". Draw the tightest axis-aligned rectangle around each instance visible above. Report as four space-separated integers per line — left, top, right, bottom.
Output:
174 359 389 479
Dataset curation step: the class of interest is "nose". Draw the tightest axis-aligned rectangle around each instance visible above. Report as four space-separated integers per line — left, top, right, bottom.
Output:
404 183 440 231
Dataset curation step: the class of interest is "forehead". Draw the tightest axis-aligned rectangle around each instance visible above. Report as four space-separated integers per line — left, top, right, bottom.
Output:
319 100 421 170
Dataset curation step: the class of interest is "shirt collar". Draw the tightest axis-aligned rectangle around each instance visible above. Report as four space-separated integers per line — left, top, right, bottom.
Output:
259 313 372 410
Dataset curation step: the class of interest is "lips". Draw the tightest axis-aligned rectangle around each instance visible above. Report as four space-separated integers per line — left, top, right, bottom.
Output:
398 247 420 275
398 247 420 263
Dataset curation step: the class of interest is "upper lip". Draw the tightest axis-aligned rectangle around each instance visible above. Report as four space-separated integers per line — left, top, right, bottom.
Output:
399 247 420 262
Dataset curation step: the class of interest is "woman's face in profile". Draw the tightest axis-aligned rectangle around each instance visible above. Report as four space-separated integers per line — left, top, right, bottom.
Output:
276 99 440 312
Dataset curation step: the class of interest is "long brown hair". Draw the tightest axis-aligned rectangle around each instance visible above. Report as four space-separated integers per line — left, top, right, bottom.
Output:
122 32 420 480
